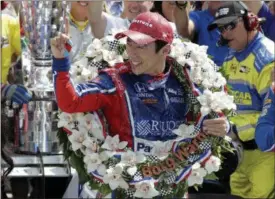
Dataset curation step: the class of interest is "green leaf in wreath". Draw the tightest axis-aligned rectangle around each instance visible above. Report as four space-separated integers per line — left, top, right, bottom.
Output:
98 183 112 197
204 172 219 181
89 180 101 190
70 153 90 184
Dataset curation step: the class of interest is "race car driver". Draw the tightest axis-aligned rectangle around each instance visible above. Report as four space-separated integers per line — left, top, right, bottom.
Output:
51 12 230 153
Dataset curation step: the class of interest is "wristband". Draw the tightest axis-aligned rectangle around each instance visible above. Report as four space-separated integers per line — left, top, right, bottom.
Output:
175 1 188 10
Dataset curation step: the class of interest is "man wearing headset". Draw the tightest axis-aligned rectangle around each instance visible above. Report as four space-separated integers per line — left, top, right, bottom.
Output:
208 2 274 198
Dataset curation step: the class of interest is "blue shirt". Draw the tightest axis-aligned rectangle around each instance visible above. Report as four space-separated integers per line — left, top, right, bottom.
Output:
190 10 229 66
258 2 275 42
255 86 275 152
105 0 123 17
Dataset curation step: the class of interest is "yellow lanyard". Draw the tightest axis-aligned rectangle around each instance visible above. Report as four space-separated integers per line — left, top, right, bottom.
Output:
69 13 89 31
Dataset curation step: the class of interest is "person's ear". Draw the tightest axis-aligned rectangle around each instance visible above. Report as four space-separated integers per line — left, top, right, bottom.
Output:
148 1 154 9
162 44 171 55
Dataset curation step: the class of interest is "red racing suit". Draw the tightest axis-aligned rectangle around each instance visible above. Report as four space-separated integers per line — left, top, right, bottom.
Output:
53 57 191 153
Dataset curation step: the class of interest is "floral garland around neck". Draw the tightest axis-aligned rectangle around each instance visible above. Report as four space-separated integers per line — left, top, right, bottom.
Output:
57 29 236 199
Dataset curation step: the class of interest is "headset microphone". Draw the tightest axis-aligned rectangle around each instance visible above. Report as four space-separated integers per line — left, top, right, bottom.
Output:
217 36 230 47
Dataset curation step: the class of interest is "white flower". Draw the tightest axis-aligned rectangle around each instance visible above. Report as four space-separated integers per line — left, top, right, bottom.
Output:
73 57 88 69
101 135 128 151
70 58 90 83
187 163 207 187
190 67 203 83
213 72 227 88
204 156 221 174
151 141 173 160
196 95 208 106
200 106 211 116
97 164 107 176
102 50 123 66
68 128 88 151
172 124 197 139
202 78 213 89
120 151 146 176
103 164 129 190
99 151 113 161
86 39 103 61
81 67 98 82
87 39 102 53
201 62 212 71
118 37 127 45
57 112 74 128
83 153 102 173
82 137 99 153
78 113 95 130
77 113 105 141
133 180 159 198
197 90 236 115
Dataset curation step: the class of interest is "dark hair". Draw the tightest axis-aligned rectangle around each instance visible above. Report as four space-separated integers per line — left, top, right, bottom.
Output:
155 40 168 53
151 2 168 20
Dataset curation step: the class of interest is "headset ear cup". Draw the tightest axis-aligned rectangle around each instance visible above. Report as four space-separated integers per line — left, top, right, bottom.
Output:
246 12 259 31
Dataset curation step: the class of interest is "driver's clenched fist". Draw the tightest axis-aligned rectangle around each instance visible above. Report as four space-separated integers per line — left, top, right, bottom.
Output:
50 33 71 59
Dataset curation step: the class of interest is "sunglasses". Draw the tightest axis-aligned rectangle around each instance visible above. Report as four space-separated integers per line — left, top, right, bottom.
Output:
168 2 176 6
217 18 242 33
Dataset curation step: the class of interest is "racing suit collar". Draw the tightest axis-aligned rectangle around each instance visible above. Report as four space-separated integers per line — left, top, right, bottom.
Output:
140 63 171 91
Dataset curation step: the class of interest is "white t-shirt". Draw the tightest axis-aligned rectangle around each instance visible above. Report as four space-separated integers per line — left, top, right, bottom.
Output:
69 21 94 64
104 12 130 36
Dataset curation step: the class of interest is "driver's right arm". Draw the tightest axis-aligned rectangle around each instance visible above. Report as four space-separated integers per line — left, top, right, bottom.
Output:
52 57 116 113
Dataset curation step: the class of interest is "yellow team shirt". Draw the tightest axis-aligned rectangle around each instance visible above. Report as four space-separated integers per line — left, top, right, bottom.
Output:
1 14 21 84
223 33 274 142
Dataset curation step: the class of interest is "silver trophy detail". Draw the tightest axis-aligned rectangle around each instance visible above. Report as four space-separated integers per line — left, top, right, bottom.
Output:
19 1 70 153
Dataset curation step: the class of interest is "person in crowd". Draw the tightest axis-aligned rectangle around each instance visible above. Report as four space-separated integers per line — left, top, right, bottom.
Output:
151 1 176 22
1 1 18 17
1 1 21 84
51 12 230 173
1 2 32 198
244 1 275 41
87 1 153 39
105 0 123 17
150 1 179 34
191 1 206 11
1 1 31 104
268 1 275 15
69 1 94 63
208 2 274 198
255 70 275 152
174 1 229 67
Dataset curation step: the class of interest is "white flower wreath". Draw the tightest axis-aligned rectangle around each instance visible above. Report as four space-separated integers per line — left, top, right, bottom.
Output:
57 29 236 198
